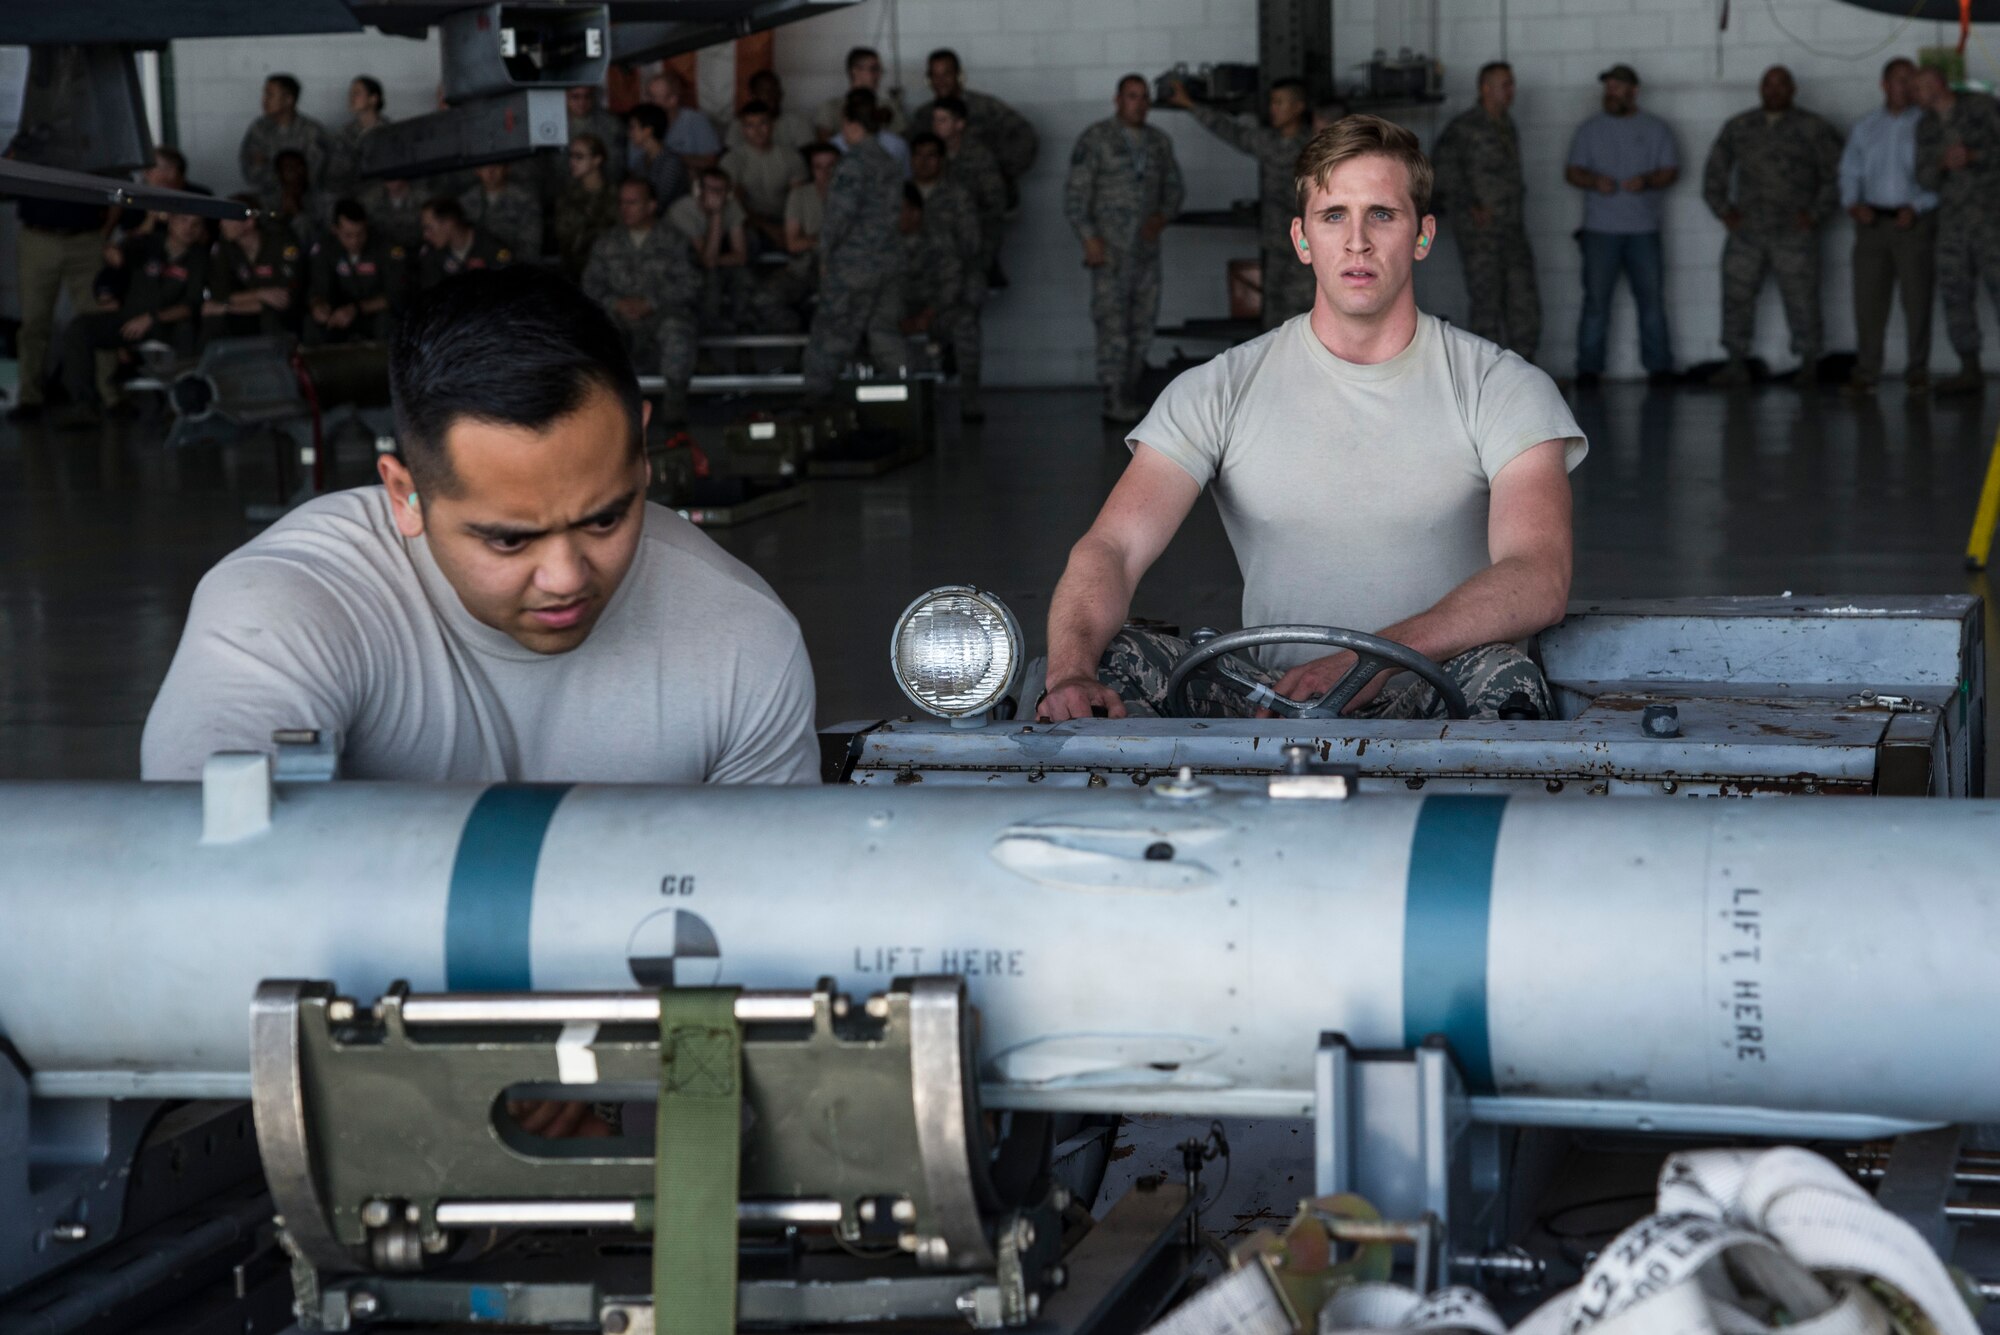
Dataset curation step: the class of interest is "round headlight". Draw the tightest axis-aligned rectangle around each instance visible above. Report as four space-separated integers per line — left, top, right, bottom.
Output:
890 586 1023 720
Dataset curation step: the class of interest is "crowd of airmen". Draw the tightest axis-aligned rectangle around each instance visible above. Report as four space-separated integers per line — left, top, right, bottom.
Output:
14 49 1997 427
1428 55 2000 392
9 50 1041 429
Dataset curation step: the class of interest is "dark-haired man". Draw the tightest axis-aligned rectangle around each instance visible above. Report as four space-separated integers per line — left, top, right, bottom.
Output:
1433 61 1540 360
728 70 815 154
910 49 1036 204
141 266 818 784
911 131 983 417
802 90 906 401
1065 75 1183 423
241 73 329 208
1170 73 1314 327
933 97 1006 292
307 200 407 344
60 211 210 416
205 196 303 338
721 101 805 252
1039 117 1583 725
582 178 700 430
417 197 513 291
460 162 543 260
627 103 690 209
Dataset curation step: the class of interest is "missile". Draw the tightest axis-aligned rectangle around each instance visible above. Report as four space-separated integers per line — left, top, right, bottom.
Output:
2 772 1995 1138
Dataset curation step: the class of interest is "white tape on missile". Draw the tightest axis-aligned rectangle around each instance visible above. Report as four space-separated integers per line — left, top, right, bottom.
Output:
555 1022 600 1084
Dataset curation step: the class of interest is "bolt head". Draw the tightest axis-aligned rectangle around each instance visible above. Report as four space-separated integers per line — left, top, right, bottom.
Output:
348 1291 380 1319
891 1197 916 1224
326 998 356 1024
360 1200 392 1228
864 995 889 1019
602 1307 632 1334
859 1199 877 1223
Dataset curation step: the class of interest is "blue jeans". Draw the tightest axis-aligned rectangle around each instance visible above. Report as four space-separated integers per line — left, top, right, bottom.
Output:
1576 230 1673 374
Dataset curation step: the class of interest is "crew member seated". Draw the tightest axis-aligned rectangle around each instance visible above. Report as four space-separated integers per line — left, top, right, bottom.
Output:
306 199 406 344
458 162 543 261
1038 116 1586 724
59 211 210 418
666 166 753 328
203 194 303 338
141 267 819 783
581 178 700 435
416 196 512 290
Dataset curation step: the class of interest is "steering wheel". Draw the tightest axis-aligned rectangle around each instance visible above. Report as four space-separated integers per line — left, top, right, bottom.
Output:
1163 625 1470 720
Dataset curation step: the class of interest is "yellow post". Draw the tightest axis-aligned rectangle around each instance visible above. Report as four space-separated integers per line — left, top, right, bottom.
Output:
1966 418 2000 570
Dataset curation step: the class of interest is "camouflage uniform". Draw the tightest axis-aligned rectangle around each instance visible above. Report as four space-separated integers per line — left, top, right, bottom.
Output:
912 88 1038 201
1185 105 1313 327
900 227 962 321
1433 106 1541 359
802 135 907 400
1702 105 1842 363
416 229 514 291
942 135 1007 286
459 182 544 259
239 112 330 207
325 116 391 199
580 223 700 423
306 232 409 344
1916 91 2000 364
1096 627 1553 720
918 176 984 409
553 181 618 281
205 226 304 339
359 182 424 250
1064 117 1185 410
542 106 627 201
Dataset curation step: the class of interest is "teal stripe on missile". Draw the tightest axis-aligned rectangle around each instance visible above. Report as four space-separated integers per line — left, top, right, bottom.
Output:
445 784 574 991
1402 794 1506 1093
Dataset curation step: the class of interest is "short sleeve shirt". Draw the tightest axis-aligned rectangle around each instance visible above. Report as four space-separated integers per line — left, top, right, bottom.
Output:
666 194 746 247
1131 313 1587 669
1567 110 1679 233
141 490 819 784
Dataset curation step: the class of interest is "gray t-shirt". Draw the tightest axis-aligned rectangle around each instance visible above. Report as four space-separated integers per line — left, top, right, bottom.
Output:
1131 313 1587 670
1567 110 1679 233
141 489 819 784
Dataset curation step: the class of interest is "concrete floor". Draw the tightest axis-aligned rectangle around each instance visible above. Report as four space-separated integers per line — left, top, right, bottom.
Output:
2 380 1997 781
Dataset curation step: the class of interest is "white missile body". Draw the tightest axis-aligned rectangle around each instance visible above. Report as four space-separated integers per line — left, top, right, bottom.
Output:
2 778 1994 1137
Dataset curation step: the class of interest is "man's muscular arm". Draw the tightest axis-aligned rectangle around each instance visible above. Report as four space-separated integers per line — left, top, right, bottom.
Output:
1269 439 1573 710
1039 446 1201 721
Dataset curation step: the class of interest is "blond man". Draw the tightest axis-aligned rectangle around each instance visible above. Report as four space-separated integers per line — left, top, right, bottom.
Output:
1039 116 1587 724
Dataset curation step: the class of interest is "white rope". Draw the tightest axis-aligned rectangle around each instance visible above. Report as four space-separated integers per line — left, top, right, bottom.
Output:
1148 1148 1978 1335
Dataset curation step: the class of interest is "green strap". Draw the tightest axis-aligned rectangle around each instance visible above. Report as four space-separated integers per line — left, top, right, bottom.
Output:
654 988 743 1334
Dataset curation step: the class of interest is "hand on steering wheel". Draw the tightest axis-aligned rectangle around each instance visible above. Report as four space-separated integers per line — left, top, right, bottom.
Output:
1164 625 1470 720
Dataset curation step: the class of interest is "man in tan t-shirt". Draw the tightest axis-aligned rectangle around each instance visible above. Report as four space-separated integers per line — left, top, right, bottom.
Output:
143 267 818 783
1039 116 1585 724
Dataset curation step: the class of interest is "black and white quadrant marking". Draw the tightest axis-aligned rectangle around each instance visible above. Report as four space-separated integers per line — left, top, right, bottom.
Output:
626 908 722 987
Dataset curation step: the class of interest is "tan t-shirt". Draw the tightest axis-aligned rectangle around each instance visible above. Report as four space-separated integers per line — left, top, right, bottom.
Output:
141 490 820 784
720 144 804 218
665 194 747 249
783 181 824 238
1131 313 1586 669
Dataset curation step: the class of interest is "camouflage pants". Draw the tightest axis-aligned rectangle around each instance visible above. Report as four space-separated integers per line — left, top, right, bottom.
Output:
1937 207 2000 360
1460 224 1541 361
802 272 902 400
1721 226 1821 361
654 312 697 427
1096 627 1552 720
1261 248 1317 329
1089 242 1162 398
935 301 982 404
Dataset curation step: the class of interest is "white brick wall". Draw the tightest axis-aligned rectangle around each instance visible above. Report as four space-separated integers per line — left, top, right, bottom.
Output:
130 0 2000 382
